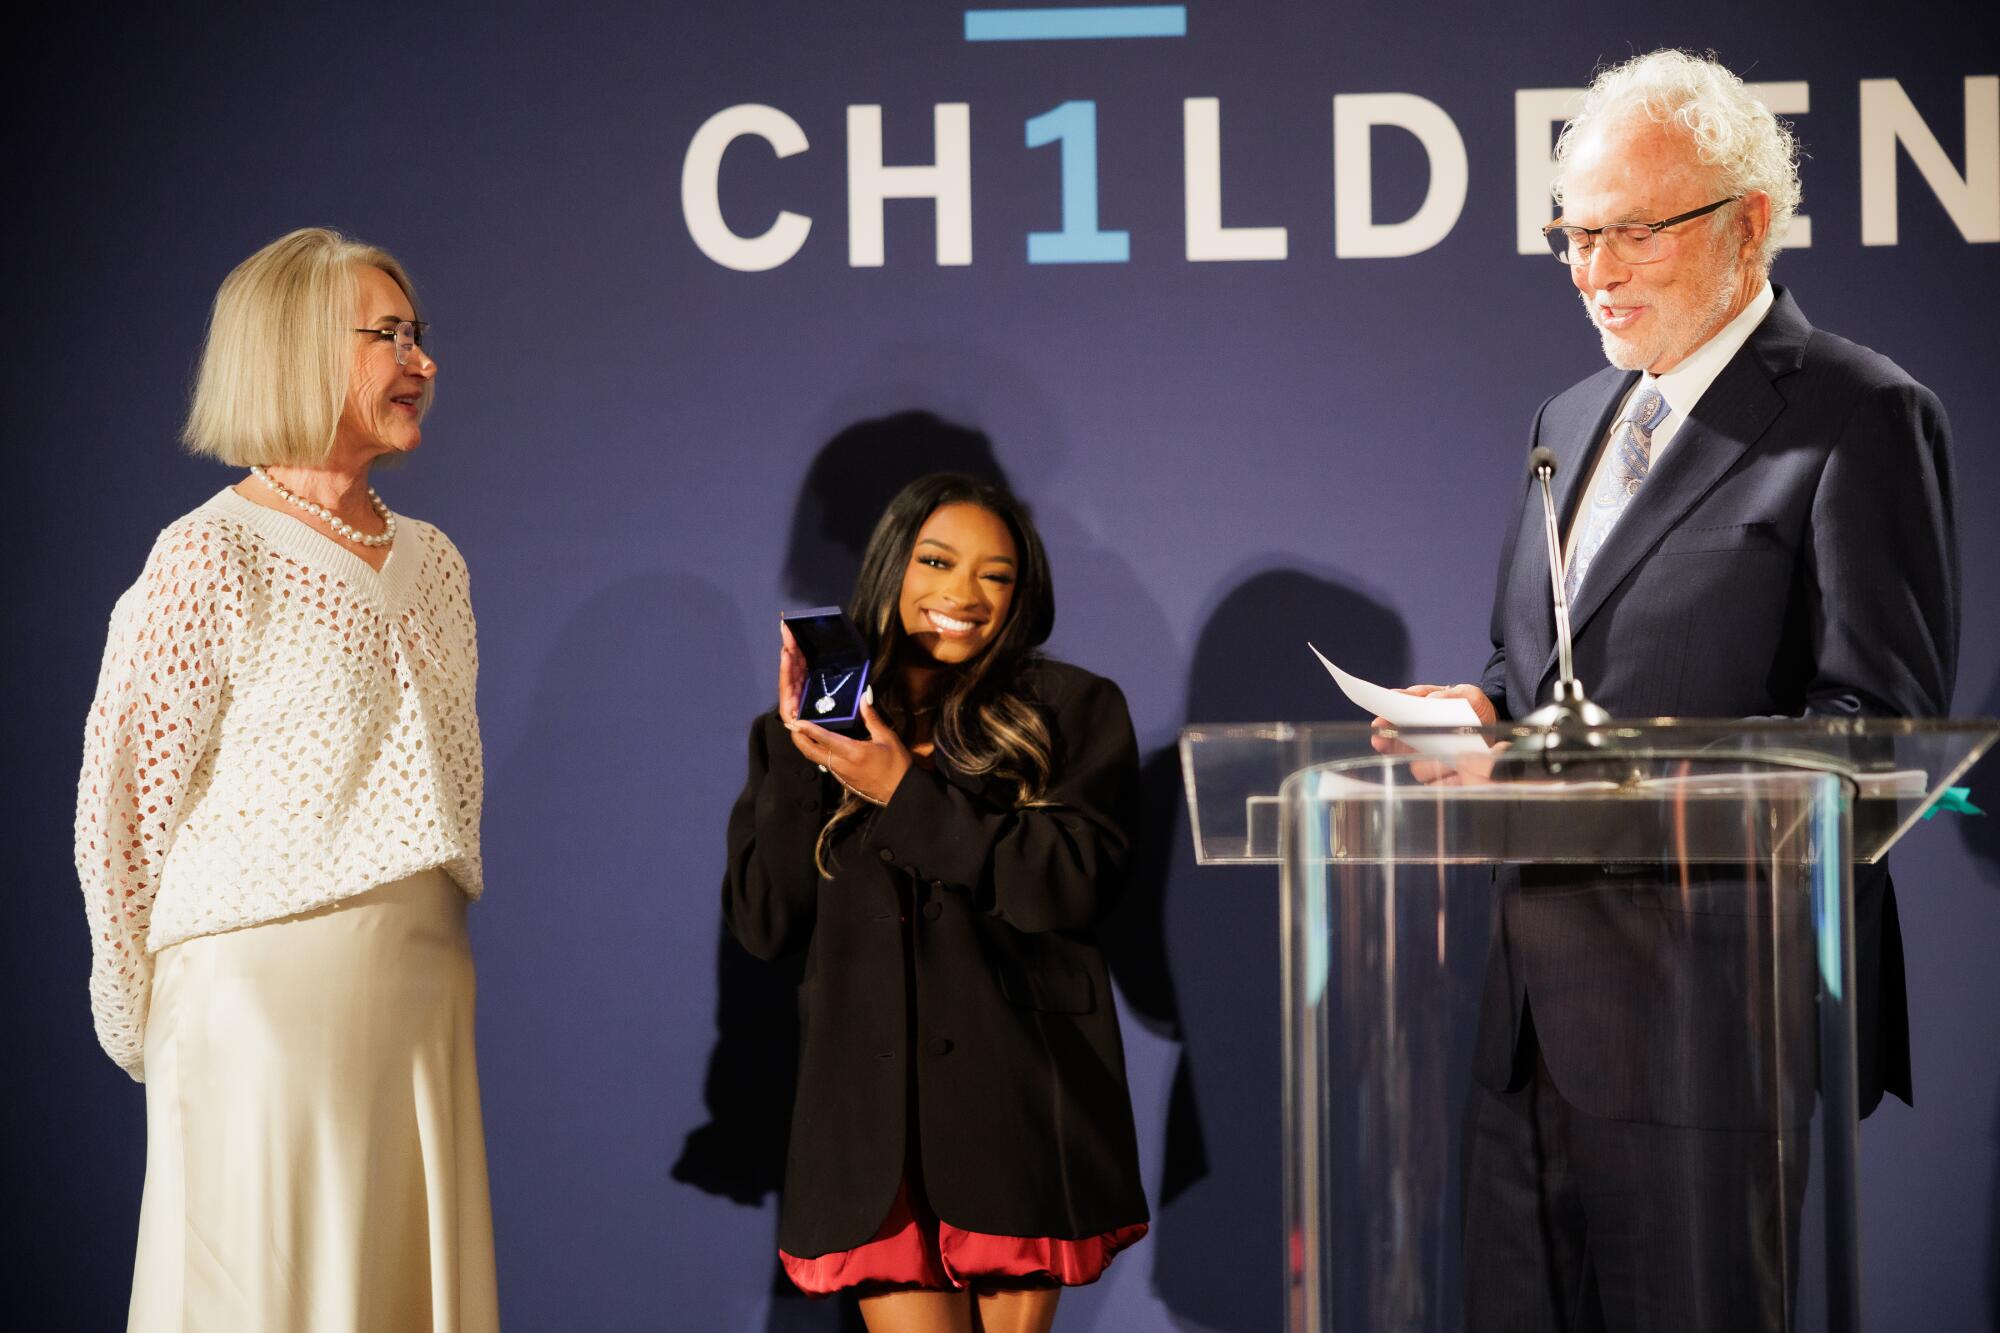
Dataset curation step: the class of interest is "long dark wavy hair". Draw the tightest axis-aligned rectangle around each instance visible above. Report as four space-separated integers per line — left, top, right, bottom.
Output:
815 473 1058 874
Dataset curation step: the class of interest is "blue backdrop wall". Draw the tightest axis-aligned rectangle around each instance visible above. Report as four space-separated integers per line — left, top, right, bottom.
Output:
11 3 1998 1329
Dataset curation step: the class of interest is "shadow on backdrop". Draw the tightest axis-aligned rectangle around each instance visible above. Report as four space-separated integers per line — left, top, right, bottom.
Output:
477 573 763 1328
1955 664 2000 882
1964 665 2000 1331
1139 564 1416 1332
782 411 1011 608
673 411 1008 1332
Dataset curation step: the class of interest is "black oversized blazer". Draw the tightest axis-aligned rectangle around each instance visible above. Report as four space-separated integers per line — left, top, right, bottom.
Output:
723 659 1151 1258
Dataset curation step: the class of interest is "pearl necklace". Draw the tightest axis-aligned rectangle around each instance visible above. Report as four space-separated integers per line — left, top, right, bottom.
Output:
251 466 397 548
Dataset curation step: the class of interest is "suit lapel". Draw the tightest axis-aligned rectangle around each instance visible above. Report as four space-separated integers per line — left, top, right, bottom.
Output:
1535 288 1813 693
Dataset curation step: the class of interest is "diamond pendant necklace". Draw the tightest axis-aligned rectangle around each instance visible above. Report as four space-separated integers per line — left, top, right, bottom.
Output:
814 670 857 714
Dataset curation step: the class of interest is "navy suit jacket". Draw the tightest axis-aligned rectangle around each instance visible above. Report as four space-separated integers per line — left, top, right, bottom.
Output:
1476 286 1958 1126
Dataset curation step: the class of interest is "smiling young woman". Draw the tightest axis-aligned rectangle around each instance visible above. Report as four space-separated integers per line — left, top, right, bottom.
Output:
724 473 1149 1333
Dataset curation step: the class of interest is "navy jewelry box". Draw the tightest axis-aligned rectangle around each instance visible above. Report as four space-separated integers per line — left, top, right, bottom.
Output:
782 607 873 739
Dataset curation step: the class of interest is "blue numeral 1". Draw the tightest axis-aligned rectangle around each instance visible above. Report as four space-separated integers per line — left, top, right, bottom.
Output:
1025 101 1130 264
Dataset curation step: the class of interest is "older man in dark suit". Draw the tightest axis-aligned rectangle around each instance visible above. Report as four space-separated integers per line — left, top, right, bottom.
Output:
1389 49 1959 1330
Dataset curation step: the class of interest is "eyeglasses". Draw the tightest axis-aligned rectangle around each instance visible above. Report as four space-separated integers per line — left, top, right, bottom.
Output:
352 320 430 366
1541 197 1740 266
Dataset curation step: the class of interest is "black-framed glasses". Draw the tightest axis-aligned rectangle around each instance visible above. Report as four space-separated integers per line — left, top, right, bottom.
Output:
1541 197 1740 267
352 320 430 366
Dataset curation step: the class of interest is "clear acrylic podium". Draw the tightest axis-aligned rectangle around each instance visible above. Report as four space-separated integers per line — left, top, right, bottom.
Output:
1179 718 1996 1333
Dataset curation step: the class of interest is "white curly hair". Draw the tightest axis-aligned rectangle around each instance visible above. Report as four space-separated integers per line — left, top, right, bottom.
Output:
1554 49 1801 271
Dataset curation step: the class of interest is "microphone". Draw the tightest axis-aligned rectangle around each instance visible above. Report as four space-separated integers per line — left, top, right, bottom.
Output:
1528 447 1577 695
1520 447 1610 746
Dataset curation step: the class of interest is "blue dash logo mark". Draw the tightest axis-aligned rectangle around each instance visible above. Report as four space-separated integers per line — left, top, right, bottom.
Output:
964 6 1187 41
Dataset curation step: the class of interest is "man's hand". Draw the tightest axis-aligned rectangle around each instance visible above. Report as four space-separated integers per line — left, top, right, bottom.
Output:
1404 683 1499 725
1370 683 1502 783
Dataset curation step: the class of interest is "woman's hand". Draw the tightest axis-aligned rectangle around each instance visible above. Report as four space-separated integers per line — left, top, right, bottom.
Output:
777 622 807 725
787 693 912 805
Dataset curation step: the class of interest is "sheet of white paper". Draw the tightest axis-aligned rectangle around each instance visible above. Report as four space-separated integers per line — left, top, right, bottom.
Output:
1308 643 1485 757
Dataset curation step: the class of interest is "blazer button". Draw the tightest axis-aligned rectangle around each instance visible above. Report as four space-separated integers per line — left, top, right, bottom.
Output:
922 901 943 920
878 847 895 862
926 1037 953 1056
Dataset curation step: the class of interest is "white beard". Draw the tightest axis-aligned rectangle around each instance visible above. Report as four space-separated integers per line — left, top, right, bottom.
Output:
1585 235 1745 373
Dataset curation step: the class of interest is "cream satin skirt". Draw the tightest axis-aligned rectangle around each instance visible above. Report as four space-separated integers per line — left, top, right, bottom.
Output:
129 870 500 1332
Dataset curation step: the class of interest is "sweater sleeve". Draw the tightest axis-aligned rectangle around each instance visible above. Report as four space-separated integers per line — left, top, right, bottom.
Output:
722 712 831 961
864 671 1139 934
74 525 236 1080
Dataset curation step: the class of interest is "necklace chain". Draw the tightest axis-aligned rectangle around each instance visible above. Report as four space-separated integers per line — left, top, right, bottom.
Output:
251 466 396 548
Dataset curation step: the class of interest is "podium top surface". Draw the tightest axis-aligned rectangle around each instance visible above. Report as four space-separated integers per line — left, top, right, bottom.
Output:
1179 717 1999 866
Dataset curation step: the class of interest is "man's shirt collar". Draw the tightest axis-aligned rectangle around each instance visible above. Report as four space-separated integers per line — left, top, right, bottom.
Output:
1643 279 1775 448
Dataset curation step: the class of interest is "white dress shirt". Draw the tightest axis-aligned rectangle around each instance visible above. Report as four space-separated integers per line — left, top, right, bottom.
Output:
1565 279 1775 560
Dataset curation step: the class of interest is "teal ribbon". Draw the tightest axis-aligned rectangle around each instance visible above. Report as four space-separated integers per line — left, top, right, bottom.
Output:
1921 787 1983 820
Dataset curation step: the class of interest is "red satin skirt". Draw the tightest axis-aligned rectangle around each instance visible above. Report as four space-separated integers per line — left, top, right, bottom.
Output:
781 1179 1148 1296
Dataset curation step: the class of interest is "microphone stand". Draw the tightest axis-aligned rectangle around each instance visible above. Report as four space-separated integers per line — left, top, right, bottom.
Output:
1519 447 1611 762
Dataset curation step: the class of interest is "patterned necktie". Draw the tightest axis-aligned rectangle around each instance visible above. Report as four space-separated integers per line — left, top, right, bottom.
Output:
1563 385 1669 604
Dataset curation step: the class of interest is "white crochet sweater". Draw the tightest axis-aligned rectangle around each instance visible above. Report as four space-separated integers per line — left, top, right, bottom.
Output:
75 488 485 1080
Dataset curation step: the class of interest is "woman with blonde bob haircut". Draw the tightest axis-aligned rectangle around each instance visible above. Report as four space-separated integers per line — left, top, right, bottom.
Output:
76 226 498 1330
185 227 436 466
